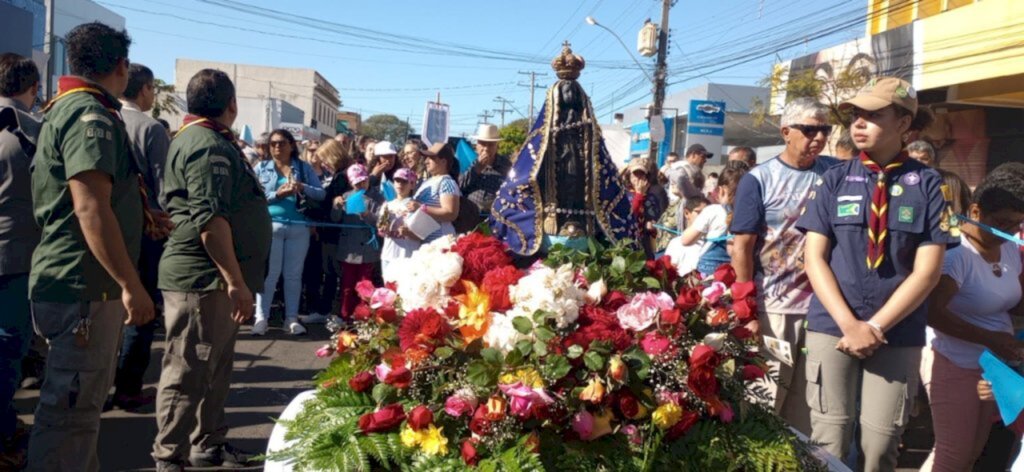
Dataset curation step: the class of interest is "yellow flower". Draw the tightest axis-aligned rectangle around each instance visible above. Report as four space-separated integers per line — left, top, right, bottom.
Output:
418 425 449 456
455 281 491 342
590 409 615 440
400 425 425 448
579 377 606 404
652 403 682 430
500 368 545 389
608 355 628 383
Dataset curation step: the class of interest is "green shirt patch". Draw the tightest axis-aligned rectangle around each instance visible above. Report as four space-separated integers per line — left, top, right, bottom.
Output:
898 206 915 223
837 202 860 218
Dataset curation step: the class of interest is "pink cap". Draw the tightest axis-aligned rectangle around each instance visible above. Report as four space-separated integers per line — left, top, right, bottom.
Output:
393 167 418 185
346 164 368 185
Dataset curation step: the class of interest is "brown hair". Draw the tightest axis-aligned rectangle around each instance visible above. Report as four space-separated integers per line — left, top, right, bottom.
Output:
936 169 970 216
316 139 351 173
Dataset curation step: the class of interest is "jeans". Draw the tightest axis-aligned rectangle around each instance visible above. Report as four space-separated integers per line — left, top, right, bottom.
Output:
0 273 31 440
256 222 311 322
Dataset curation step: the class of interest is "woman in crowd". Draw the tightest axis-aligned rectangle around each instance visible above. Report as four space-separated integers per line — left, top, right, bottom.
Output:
378 168 422 281
332 164 384 320
922 163 1024 471
680 161 748 276
299 139 352 325
369 141 399 188
252 129 326 336
623 157 668 258
408 142 461 244
796 77 952 471
401 140 427 181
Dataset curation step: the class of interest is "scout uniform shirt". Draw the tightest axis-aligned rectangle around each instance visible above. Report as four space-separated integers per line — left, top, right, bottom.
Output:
30 77 143 303
158 118 272 294
796 155 959 347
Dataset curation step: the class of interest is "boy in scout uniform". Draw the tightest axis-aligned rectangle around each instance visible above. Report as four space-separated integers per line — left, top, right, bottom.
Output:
27 23 155 472
152 69 271 470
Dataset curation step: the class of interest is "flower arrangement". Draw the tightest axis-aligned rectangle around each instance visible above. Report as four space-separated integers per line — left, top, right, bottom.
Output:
273 233 827 472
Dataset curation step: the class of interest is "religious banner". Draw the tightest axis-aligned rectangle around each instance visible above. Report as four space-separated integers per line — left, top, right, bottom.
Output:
421 100 449 147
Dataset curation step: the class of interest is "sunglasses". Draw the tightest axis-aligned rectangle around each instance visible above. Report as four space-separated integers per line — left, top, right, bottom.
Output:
788 124 833 138
269 141 289 148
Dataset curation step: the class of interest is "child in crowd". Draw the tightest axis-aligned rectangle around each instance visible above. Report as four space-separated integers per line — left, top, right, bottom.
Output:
664 196 710 275
378 168 422 281
680 162 749 276
332 164 383 320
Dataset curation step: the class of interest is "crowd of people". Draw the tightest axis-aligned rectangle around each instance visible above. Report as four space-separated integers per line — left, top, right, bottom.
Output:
1 21 1023 472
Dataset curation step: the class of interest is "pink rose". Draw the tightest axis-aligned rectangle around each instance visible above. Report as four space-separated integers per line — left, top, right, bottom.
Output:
640 331 677 357
444 391 479 417
616 292 675 331
621 424 643 446
499 382 553 418
702 282 727 305
374 362 393 382
356 279 376 300
572 410 594 439
315 344 333 358
370 287 397 310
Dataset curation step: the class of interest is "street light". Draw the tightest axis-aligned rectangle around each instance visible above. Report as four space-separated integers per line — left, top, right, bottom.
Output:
585 16 654 83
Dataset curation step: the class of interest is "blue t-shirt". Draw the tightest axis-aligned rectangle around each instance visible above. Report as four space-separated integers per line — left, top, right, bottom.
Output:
795 157 959 347
267 175 304 222
730 155 838 315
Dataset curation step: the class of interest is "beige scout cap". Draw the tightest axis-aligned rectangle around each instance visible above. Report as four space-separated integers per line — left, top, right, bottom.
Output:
840 77 918 117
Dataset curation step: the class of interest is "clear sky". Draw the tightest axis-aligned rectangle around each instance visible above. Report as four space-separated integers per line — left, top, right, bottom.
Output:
98 0 867 137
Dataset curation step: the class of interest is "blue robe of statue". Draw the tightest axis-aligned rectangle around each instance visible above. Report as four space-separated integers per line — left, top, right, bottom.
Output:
489 80 636 256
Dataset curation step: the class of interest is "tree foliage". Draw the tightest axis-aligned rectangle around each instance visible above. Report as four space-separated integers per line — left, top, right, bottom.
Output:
151 78 180 120
362 114 413 143
750 64 870 129
498 118 531 157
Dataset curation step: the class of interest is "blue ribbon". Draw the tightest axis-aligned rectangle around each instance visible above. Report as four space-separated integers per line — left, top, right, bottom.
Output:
271 218 379 250
958 214 1024 247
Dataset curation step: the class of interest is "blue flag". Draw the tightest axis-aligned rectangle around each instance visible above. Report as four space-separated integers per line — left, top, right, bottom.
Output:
456 139 477 175
345 190 367 215
980 350 1024 425
381 179 397 201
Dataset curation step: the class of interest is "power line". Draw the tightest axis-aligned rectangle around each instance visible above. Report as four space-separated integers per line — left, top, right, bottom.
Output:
477 110 494 124
492 96 514 127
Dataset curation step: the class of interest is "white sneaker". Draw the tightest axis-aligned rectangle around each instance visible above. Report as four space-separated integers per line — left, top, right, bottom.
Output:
288 321 307 335
325 315 345 332
298 312 328 324
251 318 268 336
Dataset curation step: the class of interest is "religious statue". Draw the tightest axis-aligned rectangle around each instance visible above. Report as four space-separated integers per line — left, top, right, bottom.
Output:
490 42 636 256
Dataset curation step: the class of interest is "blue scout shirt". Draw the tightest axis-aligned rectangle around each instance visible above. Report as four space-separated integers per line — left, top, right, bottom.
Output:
795 158 959 347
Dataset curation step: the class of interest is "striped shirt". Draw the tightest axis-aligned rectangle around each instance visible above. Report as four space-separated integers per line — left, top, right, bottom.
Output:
414 175 461 243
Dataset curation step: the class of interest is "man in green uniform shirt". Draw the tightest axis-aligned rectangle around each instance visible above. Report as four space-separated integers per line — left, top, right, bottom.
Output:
27 23 155 472
152 69 271 471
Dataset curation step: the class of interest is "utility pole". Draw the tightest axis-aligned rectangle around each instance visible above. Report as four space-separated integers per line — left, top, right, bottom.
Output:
492 96 513 127
477 110 494 124
44 0 55 100
648 0 674 161
517 71 547 121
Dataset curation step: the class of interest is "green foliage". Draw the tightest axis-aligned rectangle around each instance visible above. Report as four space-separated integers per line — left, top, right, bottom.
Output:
750 63 869 129
362 114 413 143
546 238 651 293
150 78 180 120
498 118 530 157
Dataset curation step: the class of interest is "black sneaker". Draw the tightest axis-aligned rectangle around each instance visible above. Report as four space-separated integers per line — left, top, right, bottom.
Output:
155 459 185 472
189 443 258 468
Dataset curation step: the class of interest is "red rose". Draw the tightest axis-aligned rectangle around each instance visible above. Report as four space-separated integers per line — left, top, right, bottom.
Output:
469 405 492 436
640 331 676 358
398 308 451 354
353 303 372 321
730 281 757 301
602 291 629 311
665 410 700 442
732 297 758 324
687 366 720 399
675 288 702 312
451 232 512 284
660 308 681 326
375 306 398 324
730 325 754 340
461 439 480 466
742 364 766 381
348 371 375 392
407 405 434 431
713 265 736 287
443 300 461 321
384 366 412 389
618 392 642 419
645 256 679 283
482 265 523 311
358 404 406 433
689 344 720 370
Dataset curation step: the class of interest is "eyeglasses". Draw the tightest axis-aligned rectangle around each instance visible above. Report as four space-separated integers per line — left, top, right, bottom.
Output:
269 141 289 148
788 124 833 138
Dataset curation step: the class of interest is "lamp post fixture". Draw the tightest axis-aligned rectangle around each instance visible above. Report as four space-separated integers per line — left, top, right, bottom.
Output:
585 16 654 83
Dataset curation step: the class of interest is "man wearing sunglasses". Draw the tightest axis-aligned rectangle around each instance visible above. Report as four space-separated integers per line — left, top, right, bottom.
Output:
729 97 838 435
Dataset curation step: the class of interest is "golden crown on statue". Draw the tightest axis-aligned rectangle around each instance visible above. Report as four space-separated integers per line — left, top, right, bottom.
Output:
551 41 585 80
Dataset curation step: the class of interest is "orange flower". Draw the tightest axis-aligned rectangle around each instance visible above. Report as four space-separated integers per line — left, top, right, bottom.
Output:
455 281 492 342
580 377 606 404
484 396 506 421
336 331 358 352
